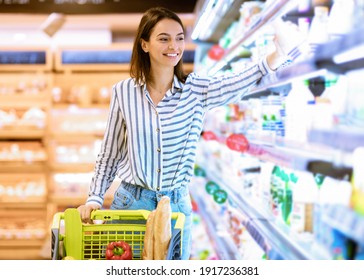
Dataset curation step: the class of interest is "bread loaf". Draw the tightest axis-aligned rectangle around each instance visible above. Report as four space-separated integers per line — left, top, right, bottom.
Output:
142 210 156 260
153 196 172 260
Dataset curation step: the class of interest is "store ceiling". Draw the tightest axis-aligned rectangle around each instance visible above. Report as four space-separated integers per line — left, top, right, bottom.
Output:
0 0 198 34
0 0 198 14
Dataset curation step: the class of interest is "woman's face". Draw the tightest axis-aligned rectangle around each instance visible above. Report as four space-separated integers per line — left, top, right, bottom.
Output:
141 18 185 69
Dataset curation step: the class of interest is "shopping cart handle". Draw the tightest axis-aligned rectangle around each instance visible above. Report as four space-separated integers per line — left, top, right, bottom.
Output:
90 209 150 221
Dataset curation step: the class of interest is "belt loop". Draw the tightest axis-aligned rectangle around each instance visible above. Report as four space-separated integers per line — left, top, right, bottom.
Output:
173 188 178 204
135 186 141 201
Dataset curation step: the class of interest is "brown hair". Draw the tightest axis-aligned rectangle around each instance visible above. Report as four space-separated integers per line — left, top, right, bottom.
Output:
130 7 188 85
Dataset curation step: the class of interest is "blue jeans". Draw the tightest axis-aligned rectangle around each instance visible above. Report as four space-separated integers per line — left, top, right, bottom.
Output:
110 181 192 260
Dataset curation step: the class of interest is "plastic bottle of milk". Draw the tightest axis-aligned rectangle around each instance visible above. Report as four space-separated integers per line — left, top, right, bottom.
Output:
284 79 315 143
307 6 330 56
327 0 355 41
290 171 319 234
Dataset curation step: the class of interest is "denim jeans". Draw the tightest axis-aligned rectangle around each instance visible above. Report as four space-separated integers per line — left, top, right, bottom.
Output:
110 181 192 260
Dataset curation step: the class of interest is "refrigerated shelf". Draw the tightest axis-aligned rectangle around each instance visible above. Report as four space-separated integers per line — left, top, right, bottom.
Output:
321 204 364 247
308 128 364 153
203 134 353 180
207 0 297 75
190 190 242 260
196 158 331 260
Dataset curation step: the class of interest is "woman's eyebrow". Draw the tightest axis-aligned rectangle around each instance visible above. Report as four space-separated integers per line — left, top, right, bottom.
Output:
157 32 184 37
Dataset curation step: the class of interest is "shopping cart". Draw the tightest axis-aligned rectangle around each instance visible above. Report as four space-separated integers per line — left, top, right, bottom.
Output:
51 208 185 260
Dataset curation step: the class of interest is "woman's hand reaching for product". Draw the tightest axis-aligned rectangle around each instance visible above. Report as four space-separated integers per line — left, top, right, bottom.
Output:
266 41 287 71
77 203 100 224
267 18 306 70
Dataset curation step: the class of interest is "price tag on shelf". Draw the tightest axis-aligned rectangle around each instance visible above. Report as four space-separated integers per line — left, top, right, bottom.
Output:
213 189 228 204
202 131 218 141
194 166 206 177
226 133 249 152
205 181 220 195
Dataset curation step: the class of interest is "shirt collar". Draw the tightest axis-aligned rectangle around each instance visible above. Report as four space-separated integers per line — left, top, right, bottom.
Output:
171 75 184 93
135 75 184 96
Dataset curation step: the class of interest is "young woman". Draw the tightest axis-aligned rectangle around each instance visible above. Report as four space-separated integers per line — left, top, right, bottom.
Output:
77 6 287 260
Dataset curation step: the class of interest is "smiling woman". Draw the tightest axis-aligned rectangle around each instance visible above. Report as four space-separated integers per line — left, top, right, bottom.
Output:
129 8 188 88
76 6 288 261
141 19 185 76
140 18 185 104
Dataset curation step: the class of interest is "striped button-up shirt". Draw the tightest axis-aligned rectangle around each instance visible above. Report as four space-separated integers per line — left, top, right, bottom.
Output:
87 57 274 206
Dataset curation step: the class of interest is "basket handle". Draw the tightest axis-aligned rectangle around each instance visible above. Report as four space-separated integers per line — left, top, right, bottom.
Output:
90 210 185 228
90 209 151 221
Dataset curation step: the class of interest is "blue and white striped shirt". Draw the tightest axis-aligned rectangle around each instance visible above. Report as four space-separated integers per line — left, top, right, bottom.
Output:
87 57 274 206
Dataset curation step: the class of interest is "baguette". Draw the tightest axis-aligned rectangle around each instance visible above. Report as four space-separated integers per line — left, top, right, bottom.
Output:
142 210 156 260
153 196 172 260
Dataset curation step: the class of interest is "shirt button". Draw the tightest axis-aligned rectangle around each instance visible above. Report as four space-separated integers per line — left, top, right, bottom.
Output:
157 186 161 191
157 168 161 173
157 148 161 152
156 128 160 132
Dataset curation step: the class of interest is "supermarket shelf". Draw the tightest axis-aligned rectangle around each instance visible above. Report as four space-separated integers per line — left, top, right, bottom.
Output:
249 59 327 96
52 104 109 110
0 239 45 247
196 156 267 221
321 204 364 246
247 139 352 180
246 218 331 260
49 132 104 139
251 54 364 97
0 197 46 204
253 26 364 93
247 141 326 171
204 134 353 180
0 46 52 72
192 0 246 43
0 161 46 173
0 95 50 109
314 26 364 72
208 0 295 75
0 129 45 139
308 128 364 153
0 201 46 209
245 135 353 180
190 189 242 260
197 159 331 260
0 248 45 260
49 163 95 173
209 22 364 94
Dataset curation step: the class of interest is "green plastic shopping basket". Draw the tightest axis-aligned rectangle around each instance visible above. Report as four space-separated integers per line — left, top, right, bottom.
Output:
51 208 185 260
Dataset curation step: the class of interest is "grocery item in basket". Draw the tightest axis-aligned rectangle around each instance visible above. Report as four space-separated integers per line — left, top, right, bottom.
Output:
142 210 156 260
105 241 133 260
154 196 172 260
